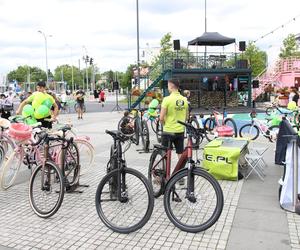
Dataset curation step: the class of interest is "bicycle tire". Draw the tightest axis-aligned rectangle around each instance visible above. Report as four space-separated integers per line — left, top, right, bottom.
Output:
0 145 5 170
141 120 150 152
74 139 95 175
239 124 260 141
189 116 200 146
148 148 166 198
63 141 80 187
155 119 163 143
117 116 136 137
204 117 216 142
163 168 224 233
29 161 64 218
224 118 237 137
134 118 140 145
266 125 280 142
95 168 154 233
0 149 23 190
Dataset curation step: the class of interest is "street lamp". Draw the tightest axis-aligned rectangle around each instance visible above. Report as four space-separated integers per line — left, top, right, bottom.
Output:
82 46 89 93
66 44 74 92
38 30 52 83
136 0 141 108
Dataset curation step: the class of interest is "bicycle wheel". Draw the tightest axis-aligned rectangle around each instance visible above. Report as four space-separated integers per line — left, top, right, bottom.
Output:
117 116 135 137
148 149 166 198
74 139 95 175
134 118 140 145
266 107 274 116
141 120 150 152
266 125 280 142
239 124 260 140
0 149 23 190
224 118 237 137
163 168 224 233
63 141 80 187
204 118 216 142
155 119 163 143
95 168 154 233
29 161 64 218
189 116 200 146
0 145 5 169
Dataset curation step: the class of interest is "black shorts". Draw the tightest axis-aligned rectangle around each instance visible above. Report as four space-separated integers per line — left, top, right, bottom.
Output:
76 102 84 109
161 132 184 154
37 116 52 129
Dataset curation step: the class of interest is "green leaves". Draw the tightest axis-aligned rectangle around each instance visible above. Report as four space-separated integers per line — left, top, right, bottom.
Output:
279 34 300 59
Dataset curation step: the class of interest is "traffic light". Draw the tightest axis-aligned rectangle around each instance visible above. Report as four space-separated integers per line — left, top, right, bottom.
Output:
90 58 93 65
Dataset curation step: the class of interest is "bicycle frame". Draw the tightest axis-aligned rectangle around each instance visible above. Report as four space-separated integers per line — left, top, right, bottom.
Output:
152 135 193 181
252 119 271 137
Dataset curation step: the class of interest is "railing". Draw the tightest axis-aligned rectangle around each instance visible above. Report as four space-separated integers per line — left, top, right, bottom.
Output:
161 51 242 71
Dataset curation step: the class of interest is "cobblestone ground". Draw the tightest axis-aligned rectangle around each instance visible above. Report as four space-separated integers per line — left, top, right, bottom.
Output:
287 213 300 249
0 113 244 250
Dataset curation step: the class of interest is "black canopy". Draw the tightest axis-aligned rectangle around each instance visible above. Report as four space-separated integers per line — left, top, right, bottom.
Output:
188 32 235 46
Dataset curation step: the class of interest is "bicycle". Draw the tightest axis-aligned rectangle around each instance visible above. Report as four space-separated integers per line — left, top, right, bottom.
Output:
118 108 150 152
95 130 154 233
29 125 83 218
239 111 279 142
148 121 224 233
203 108 237 141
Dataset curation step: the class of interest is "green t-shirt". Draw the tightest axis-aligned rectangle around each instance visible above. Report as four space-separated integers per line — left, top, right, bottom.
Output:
161 91 188 133
26 92 55 110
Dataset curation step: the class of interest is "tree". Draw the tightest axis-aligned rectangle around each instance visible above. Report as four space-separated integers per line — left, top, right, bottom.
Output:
244 42 267 77
7 65 46 83
149 32 173 81
279 34 300 58
121 64 135 89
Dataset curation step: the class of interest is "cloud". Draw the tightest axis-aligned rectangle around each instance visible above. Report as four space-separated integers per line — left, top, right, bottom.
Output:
0 0 300 76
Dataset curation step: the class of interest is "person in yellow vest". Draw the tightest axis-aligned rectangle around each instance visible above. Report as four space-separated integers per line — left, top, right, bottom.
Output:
160 78 188 158
16 81 59 129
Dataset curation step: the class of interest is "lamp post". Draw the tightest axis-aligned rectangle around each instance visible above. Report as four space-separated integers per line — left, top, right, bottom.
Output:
136 0 141 108
38 30 52 83
83 46 89 93
66 44 74 92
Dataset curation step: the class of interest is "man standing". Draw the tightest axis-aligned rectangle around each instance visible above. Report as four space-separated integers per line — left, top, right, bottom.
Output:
16 81 58 129
99 89 106 107
75 88 85 119
160 79 188 158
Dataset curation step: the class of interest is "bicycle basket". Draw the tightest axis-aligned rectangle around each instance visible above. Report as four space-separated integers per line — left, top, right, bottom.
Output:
8 123 32 143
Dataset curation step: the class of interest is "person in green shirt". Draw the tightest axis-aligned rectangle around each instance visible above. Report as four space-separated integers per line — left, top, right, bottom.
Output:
16 81 59 129
160 78 188 158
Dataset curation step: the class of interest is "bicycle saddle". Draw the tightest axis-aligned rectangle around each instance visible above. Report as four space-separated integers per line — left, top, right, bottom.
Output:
57 125 72 133
106 130 128 142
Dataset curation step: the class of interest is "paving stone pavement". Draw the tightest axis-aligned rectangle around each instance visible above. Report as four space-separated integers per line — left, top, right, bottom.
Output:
0 112 246 249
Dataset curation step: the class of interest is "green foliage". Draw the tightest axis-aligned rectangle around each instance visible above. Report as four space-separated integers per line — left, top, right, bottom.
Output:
279 34 300 58
244 42 267 77
53 64 84 89
7 65 46 83
121 64 135 89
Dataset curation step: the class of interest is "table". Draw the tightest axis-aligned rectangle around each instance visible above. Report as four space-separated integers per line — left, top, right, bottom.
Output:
203 137 249 180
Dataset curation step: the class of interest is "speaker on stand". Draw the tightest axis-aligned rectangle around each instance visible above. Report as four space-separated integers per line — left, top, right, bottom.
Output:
111 81 122 111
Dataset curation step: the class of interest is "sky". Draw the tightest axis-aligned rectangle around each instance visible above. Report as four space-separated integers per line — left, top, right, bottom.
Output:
0 0 300 79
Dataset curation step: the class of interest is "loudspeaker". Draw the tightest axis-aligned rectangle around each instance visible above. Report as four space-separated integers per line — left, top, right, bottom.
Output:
173 40 180 50
239 41 246 51
113 81 119 90
252 80 259 88
236 59 248 69
173 59 183 69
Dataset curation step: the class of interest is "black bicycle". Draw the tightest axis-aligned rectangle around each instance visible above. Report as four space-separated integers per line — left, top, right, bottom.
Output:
95 130 154 233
